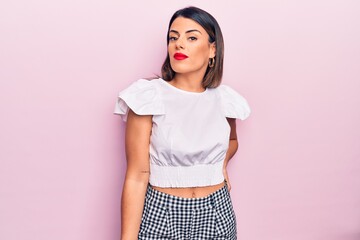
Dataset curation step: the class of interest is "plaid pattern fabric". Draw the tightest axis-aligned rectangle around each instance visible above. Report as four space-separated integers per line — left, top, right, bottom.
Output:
138 183 237 239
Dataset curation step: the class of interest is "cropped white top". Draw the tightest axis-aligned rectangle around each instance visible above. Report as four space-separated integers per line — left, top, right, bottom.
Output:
114 78 251 188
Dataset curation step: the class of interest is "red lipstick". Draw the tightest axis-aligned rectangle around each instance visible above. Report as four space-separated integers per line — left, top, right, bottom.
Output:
174 53 188 60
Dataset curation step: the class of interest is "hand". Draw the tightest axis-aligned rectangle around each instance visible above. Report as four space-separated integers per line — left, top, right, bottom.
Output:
223 168 231 191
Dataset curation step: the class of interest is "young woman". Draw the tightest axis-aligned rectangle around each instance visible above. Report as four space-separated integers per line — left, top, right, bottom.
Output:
114 6 251 239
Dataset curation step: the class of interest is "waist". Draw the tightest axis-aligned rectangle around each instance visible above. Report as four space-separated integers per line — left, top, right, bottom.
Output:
150 181 226 199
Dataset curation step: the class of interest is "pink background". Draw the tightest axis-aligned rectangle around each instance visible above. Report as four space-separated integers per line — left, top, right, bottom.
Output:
1 0 359 239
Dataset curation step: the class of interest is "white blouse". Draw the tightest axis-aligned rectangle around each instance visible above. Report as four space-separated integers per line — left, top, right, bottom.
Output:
114 78 251 188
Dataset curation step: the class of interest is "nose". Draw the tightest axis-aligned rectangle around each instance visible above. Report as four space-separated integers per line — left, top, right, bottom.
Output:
175 37 185 49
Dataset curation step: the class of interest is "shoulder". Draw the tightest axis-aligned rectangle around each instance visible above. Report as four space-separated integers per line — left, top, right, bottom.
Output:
215 84 251 120
122 78 162 92
113 78 165 121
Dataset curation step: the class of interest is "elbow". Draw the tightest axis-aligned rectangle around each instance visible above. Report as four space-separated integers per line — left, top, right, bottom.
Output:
230 139 238 153
125 168 150 185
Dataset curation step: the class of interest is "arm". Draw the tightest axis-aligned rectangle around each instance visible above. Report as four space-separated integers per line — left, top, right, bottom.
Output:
223 118 238 191
121 109 152 240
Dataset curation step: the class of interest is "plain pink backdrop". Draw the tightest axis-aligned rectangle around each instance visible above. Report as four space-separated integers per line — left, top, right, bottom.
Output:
1 0 359 240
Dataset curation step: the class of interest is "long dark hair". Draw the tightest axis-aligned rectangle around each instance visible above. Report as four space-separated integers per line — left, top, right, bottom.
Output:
161 6 224 88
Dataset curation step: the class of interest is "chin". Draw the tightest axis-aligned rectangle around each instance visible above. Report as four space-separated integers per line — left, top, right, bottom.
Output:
172 69 189 74
170 65 190 74
171 64 203 75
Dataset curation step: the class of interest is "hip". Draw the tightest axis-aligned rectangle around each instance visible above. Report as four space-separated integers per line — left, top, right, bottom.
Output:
139 182 237 239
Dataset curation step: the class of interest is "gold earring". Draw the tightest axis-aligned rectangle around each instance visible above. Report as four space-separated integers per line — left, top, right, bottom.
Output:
209 57 215 68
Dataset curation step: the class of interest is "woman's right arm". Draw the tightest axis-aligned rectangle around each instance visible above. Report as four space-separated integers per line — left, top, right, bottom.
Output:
121 109 153 240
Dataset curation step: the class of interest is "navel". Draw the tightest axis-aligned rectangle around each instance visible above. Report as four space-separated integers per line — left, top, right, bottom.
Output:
192 191 196 198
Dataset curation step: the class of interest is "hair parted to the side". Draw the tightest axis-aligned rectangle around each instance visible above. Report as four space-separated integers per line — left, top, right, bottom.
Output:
161 6 224 88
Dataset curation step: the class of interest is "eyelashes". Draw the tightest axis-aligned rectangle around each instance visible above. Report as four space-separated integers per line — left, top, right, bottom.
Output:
168 36 198 41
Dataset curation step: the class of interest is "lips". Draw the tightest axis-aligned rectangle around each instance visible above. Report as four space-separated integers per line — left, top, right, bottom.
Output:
174 53 188 60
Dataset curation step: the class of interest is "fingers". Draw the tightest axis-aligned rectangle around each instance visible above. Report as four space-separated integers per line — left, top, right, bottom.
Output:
223 168 231 191
224 177 231 192
227 180 231 192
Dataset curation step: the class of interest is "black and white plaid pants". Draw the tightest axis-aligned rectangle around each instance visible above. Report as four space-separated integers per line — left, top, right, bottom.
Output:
138 183 237 239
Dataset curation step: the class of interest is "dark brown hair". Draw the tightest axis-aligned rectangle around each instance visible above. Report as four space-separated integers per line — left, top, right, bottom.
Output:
161 6 224 88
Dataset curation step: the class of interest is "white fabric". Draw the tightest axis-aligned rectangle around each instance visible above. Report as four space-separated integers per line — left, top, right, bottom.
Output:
218 85 251 120
114 79 165 121
114 78 251 188
150 161 225 188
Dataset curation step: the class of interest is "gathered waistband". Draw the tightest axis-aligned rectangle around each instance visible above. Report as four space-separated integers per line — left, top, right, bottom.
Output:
149 161 225 188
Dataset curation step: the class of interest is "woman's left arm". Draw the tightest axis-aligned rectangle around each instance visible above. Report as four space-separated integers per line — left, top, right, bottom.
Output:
223 118 238 191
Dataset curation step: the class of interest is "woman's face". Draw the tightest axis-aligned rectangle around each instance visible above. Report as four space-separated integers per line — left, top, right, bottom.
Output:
168 17 216 76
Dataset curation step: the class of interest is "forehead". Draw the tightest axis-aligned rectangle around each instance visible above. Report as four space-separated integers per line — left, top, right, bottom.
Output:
169 17 206 34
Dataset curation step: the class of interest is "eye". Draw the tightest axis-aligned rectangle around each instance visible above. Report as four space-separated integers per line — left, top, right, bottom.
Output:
169 36 177 41
188 36 197 41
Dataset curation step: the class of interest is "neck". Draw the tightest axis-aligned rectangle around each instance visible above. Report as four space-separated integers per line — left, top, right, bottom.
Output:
171 71 206 93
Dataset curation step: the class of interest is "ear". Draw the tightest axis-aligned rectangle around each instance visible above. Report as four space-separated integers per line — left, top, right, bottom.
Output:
209 42 216 58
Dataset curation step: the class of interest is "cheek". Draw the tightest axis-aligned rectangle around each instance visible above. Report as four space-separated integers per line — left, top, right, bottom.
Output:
195 40 210 53
192 44 210 62
168 42 177 51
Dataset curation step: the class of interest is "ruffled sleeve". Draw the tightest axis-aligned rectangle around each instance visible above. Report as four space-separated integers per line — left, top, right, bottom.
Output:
218 85 251 120
113 79 165 121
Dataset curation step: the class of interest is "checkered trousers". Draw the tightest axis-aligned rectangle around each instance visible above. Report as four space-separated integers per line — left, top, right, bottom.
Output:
138 183 237 239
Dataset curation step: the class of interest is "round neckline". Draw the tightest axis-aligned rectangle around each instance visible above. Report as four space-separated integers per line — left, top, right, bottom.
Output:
158 78 208 95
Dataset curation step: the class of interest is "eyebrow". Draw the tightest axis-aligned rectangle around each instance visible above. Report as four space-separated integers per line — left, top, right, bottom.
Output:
169 29 202 35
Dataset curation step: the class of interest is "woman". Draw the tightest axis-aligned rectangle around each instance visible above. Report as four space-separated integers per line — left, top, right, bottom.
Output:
114 6 250 239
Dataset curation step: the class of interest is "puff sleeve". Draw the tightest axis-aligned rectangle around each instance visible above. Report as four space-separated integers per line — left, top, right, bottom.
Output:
218 85 251 120
113 79 165 121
